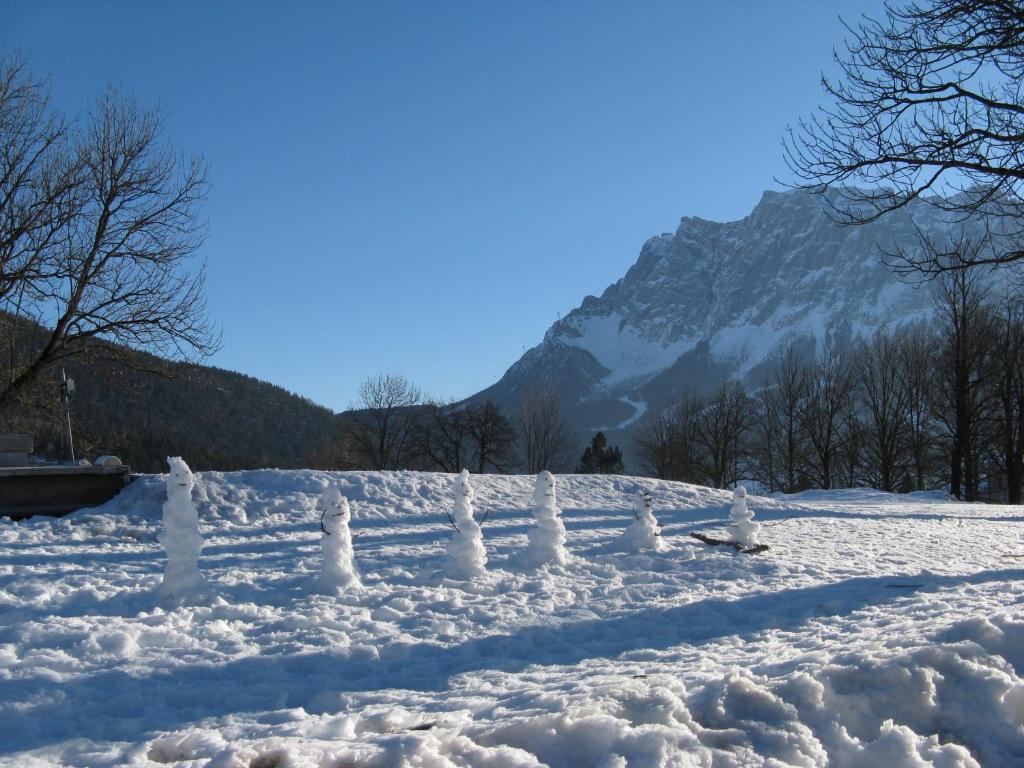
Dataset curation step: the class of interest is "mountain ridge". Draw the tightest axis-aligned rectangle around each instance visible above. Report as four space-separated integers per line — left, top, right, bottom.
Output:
472 187 985 442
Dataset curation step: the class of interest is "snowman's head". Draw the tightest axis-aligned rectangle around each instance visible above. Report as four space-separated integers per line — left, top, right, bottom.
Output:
633 490 652 514
319 486 350 534
320 485 347 512
534 470 556 505
166 456 194 495
733 486 747 502
454 469 475 501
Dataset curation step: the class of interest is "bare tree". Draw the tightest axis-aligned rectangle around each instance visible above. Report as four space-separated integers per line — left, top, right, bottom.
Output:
347 374 423 470
464 400 515 473
785 0 1024 272
0 54 77 305
837 407 867 488
932 264 993 499
985 298 1024 502
800 345 856 489
416 399 470 472
513 384 574 473
1 56 217 413
634 392 705 482
696 381 751 489
750 383 779 493
858 331 912 491
757 345 810 493
898 325 940 490
634 405 678 480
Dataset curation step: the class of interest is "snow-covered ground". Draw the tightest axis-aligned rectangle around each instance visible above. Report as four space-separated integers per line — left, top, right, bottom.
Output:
1 470 1023 767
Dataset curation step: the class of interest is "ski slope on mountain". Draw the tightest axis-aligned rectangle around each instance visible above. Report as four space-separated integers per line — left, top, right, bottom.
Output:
1 470 1023 767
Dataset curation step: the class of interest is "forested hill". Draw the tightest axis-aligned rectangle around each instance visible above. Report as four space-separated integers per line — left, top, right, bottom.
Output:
1 326 341 473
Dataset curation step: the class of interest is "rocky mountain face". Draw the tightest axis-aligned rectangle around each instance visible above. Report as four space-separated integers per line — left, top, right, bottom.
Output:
474 188 992 448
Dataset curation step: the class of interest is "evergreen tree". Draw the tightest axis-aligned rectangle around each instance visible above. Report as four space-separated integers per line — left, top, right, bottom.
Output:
576 431 624 474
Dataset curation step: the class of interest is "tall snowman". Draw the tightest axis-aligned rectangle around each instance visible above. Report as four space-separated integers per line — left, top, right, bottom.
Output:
445 469 487 579
318 485 362 593
522 470 568 568
156 457 210 601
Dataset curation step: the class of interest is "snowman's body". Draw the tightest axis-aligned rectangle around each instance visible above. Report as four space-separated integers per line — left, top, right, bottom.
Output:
445 469 487 579
318 485 361 593
622 491 665 552
730 486 760 547
156 457 209 601
522 470 568 568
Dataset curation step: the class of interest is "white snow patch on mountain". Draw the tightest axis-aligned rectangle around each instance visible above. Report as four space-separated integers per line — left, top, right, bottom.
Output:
561 312 693 386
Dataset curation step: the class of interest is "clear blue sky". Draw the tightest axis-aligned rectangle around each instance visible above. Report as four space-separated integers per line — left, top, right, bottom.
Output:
4 1 884 412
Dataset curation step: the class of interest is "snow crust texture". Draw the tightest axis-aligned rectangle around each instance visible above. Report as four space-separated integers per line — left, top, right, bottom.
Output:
1 469 1023 767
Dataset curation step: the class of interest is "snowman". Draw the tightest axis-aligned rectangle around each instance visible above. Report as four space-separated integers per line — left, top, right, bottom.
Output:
730 486 760 547
522 470 568 568
318 485 362 593
156 457 210 601
445 469 487 579
621 490 665 552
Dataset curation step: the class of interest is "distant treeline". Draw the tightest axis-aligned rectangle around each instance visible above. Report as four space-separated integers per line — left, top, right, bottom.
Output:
312 376 579 477
332 268 1024 505
6 263 1023 505
632 269 1024 504
1 315 340 473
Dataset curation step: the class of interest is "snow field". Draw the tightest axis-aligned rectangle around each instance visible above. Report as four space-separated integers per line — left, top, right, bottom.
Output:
0 470 1022 766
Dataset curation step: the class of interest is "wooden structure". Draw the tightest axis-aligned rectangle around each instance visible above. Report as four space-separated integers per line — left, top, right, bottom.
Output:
0 465 132 520
0 434 32 468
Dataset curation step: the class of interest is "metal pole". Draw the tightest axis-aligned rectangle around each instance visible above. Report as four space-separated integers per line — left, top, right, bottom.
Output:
61 368 74 464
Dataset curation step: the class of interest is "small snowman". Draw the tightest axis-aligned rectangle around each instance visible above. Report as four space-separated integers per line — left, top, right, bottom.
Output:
522 470 568 568
621 490 665 552
730 486 760 547
445 469 487 579
156 457 210 602
318 485 361 593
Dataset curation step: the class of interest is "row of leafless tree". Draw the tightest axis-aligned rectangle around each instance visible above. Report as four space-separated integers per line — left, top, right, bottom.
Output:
634 270 1024 503
310 374 579 475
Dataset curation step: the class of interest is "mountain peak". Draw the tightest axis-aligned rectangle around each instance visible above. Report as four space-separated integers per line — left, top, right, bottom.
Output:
473 188 990 441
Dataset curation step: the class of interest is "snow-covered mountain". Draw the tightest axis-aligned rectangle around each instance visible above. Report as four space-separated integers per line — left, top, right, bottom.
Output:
475 188 990 439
